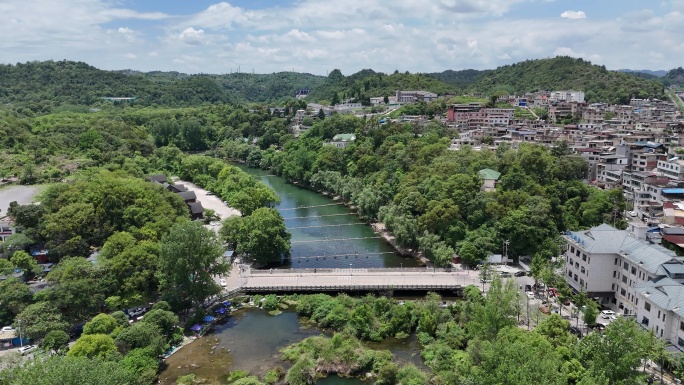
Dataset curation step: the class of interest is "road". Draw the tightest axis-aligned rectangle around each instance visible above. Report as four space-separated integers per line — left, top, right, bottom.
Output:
0 185 43 215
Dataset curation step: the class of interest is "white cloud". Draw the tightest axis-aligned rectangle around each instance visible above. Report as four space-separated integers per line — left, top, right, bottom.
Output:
0 0 682 75
178 27 205 45
560 10 586 19
125 53 137 59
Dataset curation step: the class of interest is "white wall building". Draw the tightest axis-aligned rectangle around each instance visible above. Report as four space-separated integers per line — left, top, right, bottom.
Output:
550 90 585 103
563 224 680 315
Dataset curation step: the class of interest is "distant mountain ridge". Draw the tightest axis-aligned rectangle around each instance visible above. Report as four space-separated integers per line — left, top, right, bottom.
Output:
617 69 668 77
0 57 679 109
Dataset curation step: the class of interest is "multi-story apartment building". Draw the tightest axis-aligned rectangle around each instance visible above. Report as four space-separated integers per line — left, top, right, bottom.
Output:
657 158 684 181
563 224 680 315
396 90 438 103
550 90 585 103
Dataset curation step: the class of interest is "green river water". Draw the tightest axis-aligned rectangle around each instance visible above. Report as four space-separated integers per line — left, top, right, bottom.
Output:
233 164 420 269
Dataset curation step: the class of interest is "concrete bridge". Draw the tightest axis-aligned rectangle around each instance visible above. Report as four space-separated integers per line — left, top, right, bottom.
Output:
223 265 486 295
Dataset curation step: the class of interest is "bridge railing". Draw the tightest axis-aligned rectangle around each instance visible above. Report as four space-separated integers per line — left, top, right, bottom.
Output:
242 283 462 292
249 267 456 275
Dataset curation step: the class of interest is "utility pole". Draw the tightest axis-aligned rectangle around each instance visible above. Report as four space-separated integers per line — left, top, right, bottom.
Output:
18 319 23 347
503 240 510 264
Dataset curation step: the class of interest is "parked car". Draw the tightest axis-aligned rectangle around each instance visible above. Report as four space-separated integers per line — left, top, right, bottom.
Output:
514 271 526 277
569 326 583 337
524 284 532 292
629 211 637 217
219 278 227 287
526 291 535 300
600 310 617 320
539 305 551 314
500 272 511 278
1 326 15 332
128 306 147 318
17 345 37 355
548 287 558 297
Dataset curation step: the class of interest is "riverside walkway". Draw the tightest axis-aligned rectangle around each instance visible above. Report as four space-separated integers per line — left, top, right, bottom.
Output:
223 265 485 294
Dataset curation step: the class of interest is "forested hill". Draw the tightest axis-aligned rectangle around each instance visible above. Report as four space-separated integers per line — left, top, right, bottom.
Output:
0 61 326 109
427 68 491 88
458 56 665 104
662 67 684 87
0 61 230 110
304 69 459 104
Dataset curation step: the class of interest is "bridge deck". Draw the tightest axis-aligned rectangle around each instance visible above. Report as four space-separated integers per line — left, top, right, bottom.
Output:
225 266 484 294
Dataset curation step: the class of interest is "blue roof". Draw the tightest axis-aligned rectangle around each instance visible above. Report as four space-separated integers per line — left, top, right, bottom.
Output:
663 189 684 194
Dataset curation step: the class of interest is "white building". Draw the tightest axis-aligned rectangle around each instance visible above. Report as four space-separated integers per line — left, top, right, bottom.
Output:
657 157 684 181
550 90 585 103
563 224 680 315
395 91 438 103
0 217 16 243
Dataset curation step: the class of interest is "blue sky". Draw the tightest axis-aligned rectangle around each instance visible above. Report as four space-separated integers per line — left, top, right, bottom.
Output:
0 0 683 75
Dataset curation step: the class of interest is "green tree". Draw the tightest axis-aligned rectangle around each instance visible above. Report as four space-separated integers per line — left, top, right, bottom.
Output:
83 313 118 336
468 276 519 341
577 317 655 384
141 309 179 337
469 326 565 385
158 220 228 310
536 313 572 347
68 334 118 359
15 301 69 341
0 355 136 385
221 207 290 266
10 250 40 278
41 330 70 353
119 347 159 385
0 278 33 316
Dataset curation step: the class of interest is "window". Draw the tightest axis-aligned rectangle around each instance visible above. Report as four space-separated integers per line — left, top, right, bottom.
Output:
623 262 629 270
582 254 587 262
570 246 575 253
631 267 636 275
574 274 578 282
613 271 617 278
581 267 586 274
622 275 627 283
568 270 572 277
570 258 574 265
614 258 618 265
680 321 684 331
580 278 584 286
678 337 684 348
658 310 661 318
620 288 626 296
575 262 579 268
645 302 651 311
642 317 649 326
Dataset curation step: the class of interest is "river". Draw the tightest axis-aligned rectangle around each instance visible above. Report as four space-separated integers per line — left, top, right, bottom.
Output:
160 308 424 385
234 164 420 269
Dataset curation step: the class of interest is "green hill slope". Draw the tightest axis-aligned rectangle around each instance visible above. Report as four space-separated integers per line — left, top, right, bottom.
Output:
305 69 459 104
662 67 684 87
463 56 664 104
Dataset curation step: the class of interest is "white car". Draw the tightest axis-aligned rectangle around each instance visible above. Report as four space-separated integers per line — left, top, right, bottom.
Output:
219 278 227 287
526 291 535 300
600 310 617 319
628 211 637 217
17 345 37 355
1 326 15 332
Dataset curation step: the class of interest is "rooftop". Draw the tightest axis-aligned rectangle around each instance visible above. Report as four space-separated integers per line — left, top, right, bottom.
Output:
478 168 501 180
